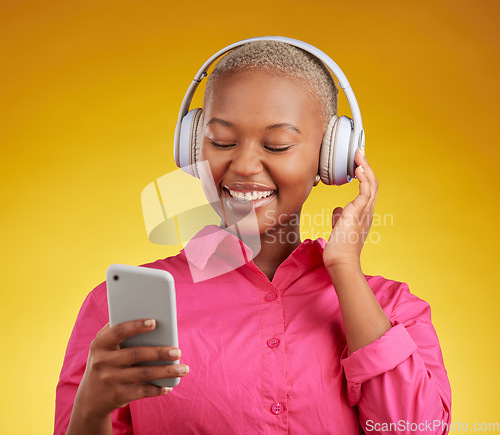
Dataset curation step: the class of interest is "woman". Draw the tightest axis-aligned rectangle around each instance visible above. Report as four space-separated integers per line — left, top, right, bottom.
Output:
56 39 451 434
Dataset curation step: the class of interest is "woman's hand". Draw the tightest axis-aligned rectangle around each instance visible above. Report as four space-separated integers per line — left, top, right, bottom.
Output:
322 148 378 269
322 149 390 352
67 319 189 434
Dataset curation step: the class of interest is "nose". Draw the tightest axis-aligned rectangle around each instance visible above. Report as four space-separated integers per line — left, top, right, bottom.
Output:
229 142 264 177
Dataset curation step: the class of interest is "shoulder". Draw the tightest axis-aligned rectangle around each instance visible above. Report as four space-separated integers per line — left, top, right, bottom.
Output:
139 253 190 277
87 252 191 315
363 274 431 321
363 274 411 300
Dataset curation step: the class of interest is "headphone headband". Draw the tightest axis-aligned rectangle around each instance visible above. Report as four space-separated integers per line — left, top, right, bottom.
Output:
174 36 365 178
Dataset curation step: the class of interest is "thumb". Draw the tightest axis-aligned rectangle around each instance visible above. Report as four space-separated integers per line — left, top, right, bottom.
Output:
332 207 343 228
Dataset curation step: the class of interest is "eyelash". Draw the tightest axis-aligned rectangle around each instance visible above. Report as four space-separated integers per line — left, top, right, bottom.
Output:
210 141 234 149
210 141 291 153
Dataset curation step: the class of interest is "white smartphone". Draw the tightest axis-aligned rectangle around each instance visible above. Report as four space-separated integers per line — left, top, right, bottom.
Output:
106 263 180 387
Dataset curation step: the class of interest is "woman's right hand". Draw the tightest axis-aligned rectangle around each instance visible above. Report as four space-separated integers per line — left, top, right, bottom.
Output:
67 319 189 434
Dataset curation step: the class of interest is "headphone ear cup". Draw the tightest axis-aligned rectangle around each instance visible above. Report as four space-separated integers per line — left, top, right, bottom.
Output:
319 115 339 185
179 108 204 178
319 115 354 185
192 108 204 178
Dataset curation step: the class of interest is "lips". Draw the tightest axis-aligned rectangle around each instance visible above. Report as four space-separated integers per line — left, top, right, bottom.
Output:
222 182 277 210
227 189 274 201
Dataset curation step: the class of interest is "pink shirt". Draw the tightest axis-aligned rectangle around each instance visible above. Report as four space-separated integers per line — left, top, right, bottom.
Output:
55 225 451 434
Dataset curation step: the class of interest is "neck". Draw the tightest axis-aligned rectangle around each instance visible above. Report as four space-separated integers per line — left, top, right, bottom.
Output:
252 219 302 281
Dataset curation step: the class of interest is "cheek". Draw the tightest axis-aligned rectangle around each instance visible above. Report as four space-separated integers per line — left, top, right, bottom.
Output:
276 151 319 186
200 145 225 185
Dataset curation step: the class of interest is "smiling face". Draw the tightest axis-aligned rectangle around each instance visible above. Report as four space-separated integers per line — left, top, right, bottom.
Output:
200 69 325 237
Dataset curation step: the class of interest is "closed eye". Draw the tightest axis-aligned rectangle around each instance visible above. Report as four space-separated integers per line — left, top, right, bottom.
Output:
210 140 235 149
210 140 292 152
264 145 292 152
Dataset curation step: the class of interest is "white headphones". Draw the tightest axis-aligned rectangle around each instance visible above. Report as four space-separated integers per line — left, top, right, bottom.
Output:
173 36 365 186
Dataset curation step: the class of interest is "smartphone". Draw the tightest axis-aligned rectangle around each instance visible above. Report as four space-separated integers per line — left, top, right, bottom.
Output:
106 263 180 387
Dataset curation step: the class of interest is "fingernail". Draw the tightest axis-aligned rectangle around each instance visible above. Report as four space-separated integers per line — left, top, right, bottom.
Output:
144 319 156 328
178 365 190 375
169 348 181 358
162 387 173 394
358 165 364 173
359 147 365 158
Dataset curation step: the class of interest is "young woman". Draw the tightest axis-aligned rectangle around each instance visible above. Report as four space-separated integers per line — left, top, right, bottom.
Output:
56 38 451 434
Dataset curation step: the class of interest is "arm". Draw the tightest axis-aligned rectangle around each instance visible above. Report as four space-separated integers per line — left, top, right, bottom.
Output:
323 149 451 433
55 289 122 435
55 285 188 434
340 281 451 434
323 148 391 353
67 319 181 435
326 262 391 353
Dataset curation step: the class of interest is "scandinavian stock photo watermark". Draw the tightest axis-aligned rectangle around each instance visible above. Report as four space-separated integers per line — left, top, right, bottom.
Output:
262 209 394 245
141 161 394 282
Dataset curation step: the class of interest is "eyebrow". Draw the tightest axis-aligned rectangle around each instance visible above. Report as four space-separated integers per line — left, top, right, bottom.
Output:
207 118 302 134
207 117 233 127
266 123 301 134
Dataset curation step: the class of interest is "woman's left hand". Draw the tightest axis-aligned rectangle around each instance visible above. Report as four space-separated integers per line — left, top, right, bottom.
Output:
322 148 378 269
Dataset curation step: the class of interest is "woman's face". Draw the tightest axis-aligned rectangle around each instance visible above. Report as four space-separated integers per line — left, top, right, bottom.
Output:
200 69 325 236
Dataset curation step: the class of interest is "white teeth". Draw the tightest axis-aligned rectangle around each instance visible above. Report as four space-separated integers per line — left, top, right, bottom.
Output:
228 189 274 202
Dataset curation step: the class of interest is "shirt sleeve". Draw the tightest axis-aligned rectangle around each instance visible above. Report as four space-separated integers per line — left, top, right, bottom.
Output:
54 285 133 435
340 282 452 435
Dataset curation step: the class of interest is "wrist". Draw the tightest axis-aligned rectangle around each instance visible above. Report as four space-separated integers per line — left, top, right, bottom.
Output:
326 261 363 286
72 381 112 422
68 401 112 435
325 259 362 274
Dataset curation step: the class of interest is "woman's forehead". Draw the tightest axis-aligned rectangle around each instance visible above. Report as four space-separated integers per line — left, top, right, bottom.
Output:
203 70 324 133
204 70 321 113
206 68 311 92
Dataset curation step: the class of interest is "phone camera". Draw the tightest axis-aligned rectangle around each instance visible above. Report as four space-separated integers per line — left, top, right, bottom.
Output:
113 275 119 281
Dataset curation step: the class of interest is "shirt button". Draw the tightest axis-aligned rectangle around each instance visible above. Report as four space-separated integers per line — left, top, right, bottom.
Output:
271 402 284 415
265 292 277 302
267 338 280 349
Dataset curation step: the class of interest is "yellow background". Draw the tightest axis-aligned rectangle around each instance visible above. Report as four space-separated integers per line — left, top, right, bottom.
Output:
1 0 499 432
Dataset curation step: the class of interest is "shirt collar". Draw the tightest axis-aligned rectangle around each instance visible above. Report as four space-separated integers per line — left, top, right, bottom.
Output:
181 224 327 271
181 225 254 270
286 236 327 268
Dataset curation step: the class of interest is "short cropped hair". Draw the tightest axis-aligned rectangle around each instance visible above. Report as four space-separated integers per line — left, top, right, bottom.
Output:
204 40 338 127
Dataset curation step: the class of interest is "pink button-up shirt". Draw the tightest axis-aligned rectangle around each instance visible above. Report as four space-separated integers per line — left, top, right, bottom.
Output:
55 225 451 434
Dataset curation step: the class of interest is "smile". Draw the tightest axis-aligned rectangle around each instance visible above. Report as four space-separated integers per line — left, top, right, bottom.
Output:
227 189 274 202
222 185 277 211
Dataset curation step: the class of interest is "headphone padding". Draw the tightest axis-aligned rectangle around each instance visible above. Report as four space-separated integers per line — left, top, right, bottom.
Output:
179 108 204 178
334 116 354 185
319 115 339 185
191 108 204 178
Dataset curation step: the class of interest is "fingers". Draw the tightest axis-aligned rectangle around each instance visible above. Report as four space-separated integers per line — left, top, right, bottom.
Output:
118 383 172 407
79 320 188 416
98 319 157 349
356 148 378 199
121 345 182 366
92 319 185 369
118 362 190 384
352 148 378 212
351 165 371 210
332 207 343 228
